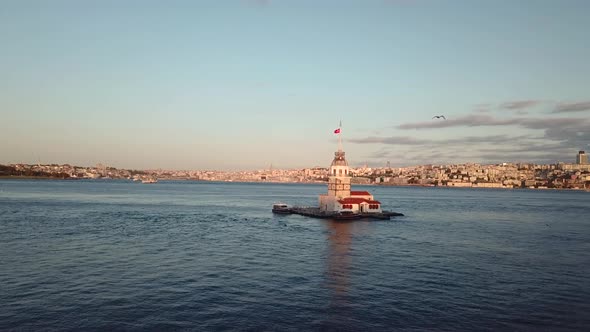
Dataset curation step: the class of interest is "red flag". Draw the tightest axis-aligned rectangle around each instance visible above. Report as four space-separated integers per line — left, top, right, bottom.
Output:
334 128 341 134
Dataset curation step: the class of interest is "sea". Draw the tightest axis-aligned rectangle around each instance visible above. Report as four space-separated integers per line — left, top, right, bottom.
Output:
1 179 589 331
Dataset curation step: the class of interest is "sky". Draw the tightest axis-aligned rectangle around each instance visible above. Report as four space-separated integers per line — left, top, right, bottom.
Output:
1 0 589 170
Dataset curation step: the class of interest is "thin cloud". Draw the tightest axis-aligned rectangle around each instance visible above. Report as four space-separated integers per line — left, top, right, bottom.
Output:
357 129 584 166
361 113 589 166
243 0 271 7
383 0 417 5
473 103 492 113
397 115 587 130
350 134 533 147
348 136 430 145
397 114 518 129
501 100 541 110
518 117 585 130
367 143 575 166
553 101 590 113
444 134 532 145
544 123 590 148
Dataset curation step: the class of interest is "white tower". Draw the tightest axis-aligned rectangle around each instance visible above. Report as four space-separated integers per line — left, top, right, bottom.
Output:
327 150 351 198
319 123 351 212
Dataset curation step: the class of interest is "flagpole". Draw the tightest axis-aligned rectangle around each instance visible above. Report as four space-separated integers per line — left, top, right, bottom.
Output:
338 120 342 152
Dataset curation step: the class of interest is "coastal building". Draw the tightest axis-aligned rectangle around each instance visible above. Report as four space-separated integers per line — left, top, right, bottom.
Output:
318 129 382 214
576 150 588 165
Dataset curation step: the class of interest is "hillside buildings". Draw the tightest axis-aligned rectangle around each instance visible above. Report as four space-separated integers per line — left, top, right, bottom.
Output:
2 149 589 190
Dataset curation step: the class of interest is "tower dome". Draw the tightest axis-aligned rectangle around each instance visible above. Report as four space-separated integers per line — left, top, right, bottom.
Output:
331 150 348 166
329 150 349 177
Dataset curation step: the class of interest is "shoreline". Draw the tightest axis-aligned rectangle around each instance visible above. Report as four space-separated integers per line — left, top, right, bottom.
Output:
0 175 74 180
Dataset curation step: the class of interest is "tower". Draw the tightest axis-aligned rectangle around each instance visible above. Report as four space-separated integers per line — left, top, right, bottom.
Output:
327 149 351 198
319 122 351 211
316 122 384 214
576 151 588 165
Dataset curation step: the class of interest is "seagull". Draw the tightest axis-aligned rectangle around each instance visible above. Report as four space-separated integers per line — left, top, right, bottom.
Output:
432 115 446 120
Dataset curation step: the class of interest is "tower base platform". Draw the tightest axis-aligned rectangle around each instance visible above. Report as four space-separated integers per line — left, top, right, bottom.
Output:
273 206 404 221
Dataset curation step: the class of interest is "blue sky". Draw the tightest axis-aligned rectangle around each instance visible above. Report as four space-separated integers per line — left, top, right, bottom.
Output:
1 0 589 170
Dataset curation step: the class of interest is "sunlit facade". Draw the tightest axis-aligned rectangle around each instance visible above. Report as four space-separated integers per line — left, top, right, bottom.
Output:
576 150 588 165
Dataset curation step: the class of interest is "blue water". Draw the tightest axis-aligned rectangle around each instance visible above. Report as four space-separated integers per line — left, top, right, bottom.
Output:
1 180 589 331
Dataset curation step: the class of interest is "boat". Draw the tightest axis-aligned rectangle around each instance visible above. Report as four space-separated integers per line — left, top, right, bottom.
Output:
272 203 292 214
141 178 158 184
332 210 361 220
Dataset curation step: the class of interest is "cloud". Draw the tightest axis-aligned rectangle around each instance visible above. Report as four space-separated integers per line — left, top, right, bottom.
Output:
243 0 271 7
445 134 533 145
353 122 588 167
358 110 589 167
501 100 541 110
397 114 587 130
472 103 492 113
553 101 590 113
365 148 450 166
543 122 590 148
364 143 578 167
383 0 416 5
349 134 534 148
518 117 583 130
397 114 518 129
348 136 430 145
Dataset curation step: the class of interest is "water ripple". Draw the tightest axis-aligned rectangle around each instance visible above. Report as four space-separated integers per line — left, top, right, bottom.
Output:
1 181 589 331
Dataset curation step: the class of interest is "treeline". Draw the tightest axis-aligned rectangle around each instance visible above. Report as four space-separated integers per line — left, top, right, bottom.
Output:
0 165 70 178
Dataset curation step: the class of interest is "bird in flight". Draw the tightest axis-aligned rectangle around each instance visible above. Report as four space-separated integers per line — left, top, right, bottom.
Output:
432 115 446 120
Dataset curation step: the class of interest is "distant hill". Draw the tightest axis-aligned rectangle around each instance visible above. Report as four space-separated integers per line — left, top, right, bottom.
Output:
0 164 70 178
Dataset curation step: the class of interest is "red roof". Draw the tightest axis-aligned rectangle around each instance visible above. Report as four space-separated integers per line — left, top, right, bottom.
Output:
350 191 371 196
338 197 381 205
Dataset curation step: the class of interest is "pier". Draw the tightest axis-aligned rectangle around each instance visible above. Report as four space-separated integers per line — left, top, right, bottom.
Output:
280 206 404 221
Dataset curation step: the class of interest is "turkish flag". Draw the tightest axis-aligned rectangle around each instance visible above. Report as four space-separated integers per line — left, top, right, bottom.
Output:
334 128 341 134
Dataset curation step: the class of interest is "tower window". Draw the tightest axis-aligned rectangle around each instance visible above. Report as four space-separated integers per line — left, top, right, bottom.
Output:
339 169 342 175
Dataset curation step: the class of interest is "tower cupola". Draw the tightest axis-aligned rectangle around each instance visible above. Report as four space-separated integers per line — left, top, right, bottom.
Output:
330 150 349 177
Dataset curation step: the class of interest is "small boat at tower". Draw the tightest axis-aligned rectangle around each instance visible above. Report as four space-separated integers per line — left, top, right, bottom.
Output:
334 210 361 220
272 203 292 214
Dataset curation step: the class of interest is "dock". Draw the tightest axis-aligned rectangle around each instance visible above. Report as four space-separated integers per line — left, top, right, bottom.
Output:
278 206 404 221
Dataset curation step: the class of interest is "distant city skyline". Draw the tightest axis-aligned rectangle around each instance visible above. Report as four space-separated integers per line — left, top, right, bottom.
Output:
1 0 589 170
